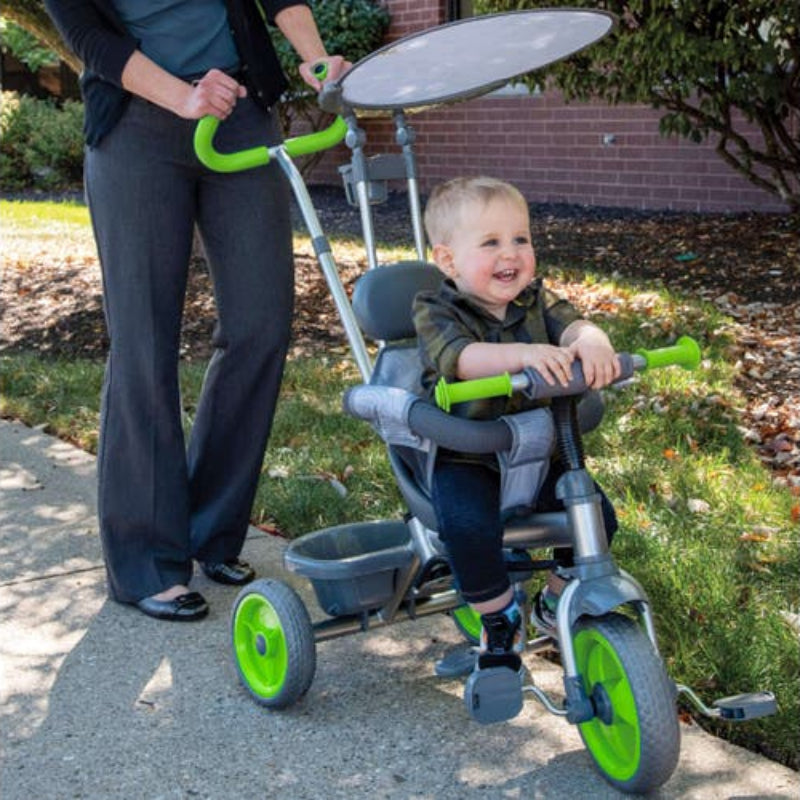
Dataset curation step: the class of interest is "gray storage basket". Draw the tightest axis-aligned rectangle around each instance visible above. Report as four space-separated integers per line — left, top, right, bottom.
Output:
284 521 414 616
338 153 407 207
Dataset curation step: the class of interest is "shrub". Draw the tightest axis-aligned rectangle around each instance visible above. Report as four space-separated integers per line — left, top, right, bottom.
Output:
271 0 390 85
270 0 390 174
0 18 59 71
0 90 84 191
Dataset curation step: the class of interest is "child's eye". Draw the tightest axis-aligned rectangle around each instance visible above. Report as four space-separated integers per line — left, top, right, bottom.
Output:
481 238 499 247
514 236 531 246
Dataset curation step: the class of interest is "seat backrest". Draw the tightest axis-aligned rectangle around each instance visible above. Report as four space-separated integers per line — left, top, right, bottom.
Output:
349 260 576 551
351 261 442 343
370 344 425 394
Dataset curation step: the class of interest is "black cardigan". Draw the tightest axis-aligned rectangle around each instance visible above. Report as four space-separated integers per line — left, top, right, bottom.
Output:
45 0 307 146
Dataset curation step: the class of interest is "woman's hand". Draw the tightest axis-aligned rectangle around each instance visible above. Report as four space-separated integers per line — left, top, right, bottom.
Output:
274 5 351 92
120 53 245 120
299 55 351 91
181 68 247 120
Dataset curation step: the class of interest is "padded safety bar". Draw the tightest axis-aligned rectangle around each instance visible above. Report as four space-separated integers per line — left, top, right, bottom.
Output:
408 398 512 453
345 388 605 455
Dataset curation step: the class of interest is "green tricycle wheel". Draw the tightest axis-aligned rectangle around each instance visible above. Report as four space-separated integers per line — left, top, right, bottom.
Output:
230 578 316 708
573 613 680 794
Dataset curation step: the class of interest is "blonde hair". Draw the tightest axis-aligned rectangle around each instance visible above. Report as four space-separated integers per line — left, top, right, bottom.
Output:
423 176 529 246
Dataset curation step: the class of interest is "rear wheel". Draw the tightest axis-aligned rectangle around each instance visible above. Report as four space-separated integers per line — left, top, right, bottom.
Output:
573 613 680 794
230 578 316 708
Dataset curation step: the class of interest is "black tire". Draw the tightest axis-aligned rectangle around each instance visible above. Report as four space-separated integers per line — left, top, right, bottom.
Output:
230 578 316 709
573 613 680 794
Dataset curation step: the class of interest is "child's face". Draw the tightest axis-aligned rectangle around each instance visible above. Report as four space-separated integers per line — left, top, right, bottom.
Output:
433 196 536 319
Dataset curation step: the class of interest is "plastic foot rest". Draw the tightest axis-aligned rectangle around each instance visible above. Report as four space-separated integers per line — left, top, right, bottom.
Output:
464 666 524 724
434 647 477 678
714 691 777 721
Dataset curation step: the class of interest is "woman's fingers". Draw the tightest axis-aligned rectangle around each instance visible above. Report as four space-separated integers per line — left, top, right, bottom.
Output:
191 69 246 119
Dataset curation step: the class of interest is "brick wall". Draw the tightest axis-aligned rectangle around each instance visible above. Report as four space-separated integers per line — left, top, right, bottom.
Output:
383 0 444 40
307 2 793 214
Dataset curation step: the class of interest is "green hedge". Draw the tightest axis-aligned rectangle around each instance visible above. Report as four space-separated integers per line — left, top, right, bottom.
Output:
0 91 84 191
0 1 389 189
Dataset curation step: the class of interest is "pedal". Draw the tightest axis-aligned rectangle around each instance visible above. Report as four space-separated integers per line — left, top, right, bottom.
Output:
678 684 778 722
434 647 477 678
714 692 777 721
464 666 524 724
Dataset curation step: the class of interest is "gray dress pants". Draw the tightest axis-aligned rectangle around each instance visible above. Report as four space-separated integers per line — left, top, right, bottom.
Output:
85 96 292 603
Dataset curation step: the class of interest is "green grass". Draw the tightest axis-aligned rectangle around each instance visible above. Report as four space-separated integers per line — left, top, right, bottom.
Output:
1 198 92 249
2 202 798 770
587 368 798 764
1 198 90 226
0 352 403 532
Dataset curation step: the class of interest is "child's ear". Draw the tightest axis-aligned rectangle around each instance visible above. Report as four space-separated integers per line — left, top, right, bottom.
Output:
432 243 457 277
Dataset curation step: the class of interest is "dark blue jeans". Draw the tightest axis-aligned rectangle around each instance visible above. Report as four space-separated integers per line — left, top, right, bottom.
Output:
431 458 617 605
85 96 292 603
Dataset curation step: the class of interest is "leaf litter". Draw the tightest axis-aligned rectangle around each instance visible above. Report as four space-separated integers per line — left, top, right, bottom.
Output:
2 188 797 488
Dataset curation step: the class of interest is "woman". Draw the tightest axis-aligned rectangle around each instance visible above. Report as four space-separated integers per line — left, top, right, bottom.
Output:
45 0 350 620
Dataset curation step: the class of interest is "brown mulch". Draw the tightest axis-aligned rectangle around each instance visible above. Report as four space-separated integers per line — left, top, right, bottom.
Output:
2 187 798 487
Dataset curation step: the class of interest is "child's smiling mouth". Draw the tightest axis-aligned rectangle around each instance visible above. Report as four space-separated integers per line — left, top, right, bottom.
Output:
494 269 519 282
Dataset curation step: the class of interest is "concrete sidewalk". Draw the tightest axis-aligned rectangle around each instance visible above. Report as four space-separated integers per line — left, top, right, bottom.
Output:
1 417 797 800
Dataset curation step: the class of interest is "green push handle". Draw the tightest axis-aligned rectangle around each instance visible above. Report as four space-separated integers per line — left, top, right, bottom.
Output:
194 114 347 173
636 335 701 371
435 372 512 413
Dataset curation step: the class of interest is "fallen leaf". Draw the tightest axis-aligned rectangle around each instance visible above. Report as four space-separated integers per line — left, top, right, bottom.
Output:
739 532 770 543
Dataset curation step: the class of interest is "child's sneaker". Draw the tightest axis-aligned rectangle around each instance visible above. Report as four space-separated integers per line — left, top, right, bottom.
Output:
478 599 524 671
530 588 558 637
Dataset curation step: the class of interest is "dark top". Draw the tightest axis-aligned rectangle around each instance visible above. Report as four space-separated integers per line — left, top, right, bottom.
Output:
45 0 307 146
412 276 582 421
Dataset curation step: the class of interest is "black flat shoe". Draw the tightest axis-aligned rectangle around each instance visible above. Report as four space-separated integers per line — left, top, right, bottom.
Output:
200 558 255 586
135 591 209 621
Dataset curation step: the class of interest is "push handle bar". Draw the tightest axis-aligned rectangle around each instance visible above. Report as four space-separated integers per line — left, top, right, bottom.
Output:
435 335 701 412
194 114 347 173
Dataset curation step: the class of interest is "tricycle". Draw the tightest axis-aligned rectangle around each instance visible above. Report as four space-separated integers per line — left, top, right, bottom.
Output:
194 10 776 794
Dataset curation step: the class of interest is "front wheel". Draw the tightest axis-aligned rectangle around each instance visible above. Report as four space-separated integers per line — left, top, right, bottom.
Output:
230 578 316 709
573 613 680 794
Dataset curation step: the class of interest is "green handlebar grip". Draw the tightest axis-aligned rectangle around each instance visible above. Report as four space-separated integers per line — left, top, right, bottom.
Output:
311 61 329 81
194 116 269 173
194 115 347 173
636 335 701 371
435 373 512 412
